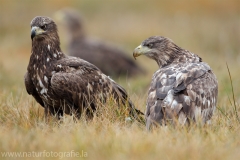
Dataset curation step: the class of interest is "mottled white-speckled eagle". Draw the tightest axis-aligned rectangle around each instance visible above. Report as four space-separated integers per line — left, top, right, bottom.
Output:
54 8 145 77
133 36 218 129
24 16 143 121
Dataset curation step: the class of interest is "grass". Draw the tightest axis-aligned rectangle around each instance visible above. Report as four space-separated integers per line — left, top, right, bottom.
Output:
226 63 240 124
1 0 240 159
0 93 240 160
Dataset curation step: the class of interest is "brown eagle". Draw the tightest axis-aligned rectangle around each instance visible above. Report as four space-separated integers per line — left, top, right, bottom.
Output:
54 8 145 77
133 36 218 129
24 16 143 121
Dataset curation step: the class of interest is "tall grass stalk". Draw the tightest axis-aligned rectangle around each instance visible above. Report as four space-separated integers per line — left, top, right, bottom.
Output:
226 62 240 123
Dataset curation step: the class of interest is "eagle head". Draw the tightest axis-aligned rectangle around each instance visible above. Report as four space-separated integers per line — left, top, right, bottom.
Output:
133 36 181 67
133 36 175 59
30 16 58 41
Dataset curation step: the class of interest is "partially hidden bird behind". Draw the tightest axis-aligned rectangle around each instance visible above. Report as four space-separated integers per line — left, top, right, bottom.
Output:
133 36 218 129
54 8 145 78
24 16 144 122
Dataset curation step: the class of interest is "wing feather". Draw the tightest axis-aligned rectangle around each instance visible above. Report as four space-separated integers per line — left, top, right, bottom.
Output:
50 56 143 119
24 72 44 107
146 62 218 128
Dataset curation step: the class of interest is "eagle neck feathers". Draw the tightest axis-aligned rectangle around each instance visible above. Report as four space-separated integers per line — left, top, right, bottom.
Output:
29 34 65 68
159 44 202 68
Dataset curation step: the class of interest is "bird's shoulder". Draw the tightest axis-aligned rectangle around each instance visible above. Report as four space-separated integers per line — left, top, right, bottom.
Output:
149 62 212 100
50 56 116 96
53 56 100 72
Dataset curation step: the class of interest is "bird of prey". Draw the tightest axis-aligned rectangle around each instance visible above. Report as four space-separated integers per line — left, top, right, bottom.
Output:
54 8 145 77
133 36 218 129
24 16 143 121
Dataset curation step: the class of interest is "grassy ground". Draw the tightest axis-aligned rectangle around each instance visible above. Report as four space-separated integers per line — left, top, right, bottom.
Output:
0 0 240 159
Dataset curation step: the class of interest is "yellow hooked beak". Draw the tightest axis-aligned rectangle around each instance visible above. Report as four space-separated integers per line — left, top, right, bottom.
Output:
31 26 45 40
133 45 151 60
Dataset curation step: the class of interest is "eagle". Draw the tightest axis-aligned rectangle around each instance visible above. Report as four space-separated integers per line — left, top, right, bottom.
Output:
54 8 145 77
133 36 218 129
24 16 143 121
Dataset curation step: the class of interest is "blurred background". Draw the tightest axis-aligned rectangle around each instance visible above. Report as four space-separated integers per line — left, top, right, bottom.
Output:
0 0 240 104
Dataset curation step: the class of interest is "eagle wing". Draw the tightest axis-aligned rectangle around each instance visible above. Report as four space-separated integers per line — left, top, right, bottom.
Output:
50 56 142 118
24 72 44 107
146 62 218 128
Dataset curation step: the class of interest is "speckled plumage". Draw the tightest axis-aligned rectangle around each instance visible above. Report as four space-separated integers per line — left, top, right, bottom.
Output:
25 16 143 120
133 36 218 129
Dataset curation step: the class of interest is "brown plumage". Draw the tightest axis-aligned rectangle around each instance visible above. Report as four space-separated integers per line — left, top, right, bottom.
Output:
54 8 145 77
24 16 143 121
133 36 218 129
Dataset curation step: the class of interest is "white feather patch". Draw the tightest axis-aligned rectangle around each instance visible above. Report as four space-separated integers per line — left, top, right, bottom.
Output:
44 76 48 83
149 90 156 99
48 44 51 51
207 100 210 107
184 96 191 105
161 73 167 79
40 88 48 94
38 76 48 94
163 90 174 107
171 100 179 109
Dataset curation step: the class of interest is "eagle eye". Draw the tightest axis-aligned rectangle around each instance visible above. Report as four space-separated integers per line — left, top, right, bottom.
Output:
40 24 47 30
145 43 153 48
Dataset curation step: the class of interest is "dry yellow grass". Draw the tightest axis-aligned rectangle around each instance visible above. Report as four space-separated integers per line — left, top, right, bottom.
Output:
1 0 240 159
1 92 240 160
